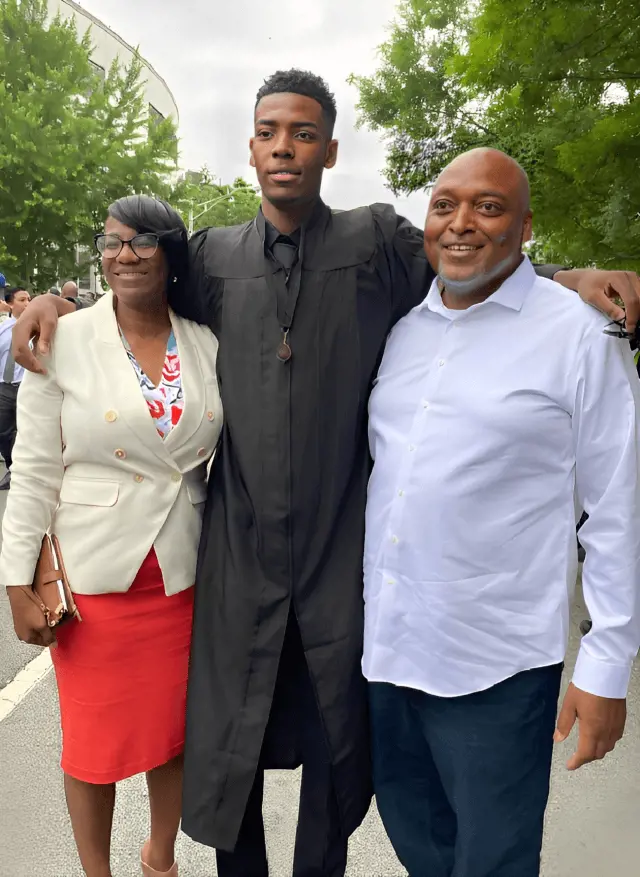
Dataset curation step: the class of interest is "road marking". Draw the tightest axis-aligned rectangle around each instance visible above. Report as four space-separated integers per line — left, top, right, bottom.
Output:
0 649 52 723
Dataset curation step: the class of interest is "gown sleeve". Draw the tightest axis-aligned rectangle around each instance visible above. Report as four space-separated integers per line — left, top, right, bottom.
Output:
370 204 434 328
171 228 224 333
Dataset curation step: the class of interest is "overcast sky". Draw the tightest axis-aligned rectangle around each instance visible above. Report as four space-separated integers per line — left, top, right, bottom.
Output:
76 0 431 226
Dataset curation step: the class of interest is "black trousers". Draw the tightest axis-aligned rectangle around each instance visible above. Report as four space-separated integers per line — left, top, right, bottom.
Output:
0 382 19 470
216 615 348 877
370 664 563 877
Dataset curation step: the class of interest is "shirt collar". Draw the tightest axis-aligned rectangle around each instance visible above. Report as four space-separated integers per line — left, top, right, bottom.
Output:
263 216 302 251
420 256 536 318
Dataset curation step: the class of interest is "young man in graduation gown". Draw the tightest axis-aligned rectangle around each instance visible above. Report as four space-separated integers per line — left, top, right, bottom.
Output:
11 69 640 877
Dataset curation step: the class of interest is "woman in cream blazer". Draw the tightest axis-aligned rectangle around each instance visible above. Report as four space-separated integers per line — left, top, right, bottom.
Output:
0 195 222 877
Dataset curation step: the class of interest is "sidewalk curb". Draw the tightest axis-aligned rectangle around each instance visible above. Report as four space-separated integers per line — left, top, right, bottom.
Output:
0 649 52 723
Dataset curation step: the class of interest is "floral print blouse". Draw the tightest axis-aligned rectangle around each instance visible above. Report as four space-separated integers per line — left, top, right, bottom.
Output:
120 328 184 439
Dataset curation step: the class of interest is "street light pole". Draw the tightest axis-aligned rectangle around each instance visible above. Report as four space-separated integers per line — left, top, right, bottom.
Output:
186 186 256 235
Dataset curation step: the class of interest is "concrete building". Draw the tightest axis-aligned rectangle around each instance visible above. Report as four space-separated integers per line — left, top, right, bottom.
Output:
47 0 179 296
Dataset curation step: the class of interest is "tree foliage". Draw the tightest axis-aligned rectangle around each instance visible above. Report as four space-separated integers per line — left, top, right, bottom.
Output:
170 169 260 233
0 0 178 288
351 0 640 268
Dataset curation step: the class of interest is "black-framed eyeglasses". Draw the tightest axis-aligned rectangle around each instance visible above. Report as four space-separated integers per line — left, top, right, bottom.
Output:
94 233 160 260
603 317 636 340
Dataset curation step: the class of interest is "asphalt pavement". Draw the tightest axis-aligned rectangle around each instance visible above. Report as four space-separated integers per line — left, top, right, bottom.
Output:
1 474 639 876
0 490 41 686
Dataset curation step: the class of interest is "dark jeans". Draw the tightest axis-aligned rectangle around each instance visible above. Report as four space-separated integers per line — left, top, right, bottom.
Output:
0 382 18 470
216 616 348 877
370 664 563 877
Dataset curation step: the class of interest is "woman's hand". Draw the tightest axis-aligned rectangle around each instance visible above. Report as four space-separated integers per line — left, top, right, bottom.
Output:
12 293 76 375
6 586 56 647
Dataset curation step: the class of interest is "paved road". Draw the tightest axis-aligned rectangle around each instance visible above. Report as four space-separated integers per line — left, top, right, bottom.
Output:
0 486 42 688
1 513 640 875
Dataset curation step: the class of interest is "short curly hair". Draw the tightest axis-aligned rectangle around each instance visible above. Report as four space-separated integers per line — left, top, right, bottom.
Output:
256 69 337 136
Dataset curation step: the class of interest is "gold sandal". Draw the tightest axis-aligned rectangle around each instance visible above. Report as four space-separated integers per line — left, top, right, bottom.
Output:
140 840 178 877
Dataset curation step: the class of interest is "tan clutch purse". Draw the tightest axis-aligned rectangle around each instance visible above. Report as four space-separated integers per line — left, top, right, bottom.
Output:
19 534 81 628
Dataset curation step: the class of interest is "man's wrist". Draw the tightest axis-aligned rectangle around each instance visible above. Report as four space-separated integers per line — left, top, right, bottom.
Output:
542 265 571 283
47 293 77 316
31 293 77 316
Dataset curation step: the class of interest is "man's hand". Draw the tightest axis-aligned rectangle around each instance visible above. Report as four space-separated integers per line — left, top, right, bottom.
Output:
554 269 640 335
554 682 626 770
6 586 56 647
12 293 76 375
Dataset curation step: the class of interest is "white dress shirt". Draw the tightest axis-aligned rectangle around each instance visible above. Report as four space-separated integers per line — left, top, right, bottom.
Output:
364 257 640 700
0 317 24 384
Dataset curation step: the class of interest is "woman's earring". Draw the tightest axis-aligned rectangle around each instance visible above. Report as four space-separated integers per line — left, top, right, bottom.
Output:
173 276 177 283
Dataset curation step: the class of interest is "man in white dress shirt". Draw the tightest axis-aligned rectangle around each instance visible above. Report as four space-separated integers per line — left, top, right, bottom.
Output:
364 148 640 877
0 287 30 489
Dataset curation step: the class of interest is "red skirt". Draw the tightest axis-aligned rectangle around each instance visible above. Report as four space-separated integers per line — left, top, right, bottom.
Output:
51 550 194 784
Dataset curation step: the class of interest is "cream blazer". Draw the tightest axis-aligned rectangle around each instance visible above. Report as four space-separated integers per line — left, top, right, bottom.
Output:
0 292 222 596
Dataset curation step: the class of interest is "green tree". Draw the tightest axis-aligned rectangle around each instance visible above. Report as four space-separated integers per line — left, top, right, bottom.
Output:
0 0 178 288
351 0 640 268
170 169 260 233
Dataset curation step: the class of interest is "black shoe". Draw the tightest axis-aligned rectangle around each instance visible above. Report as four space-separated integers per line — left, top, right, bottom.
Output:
0 470 11 490
580 619 593 636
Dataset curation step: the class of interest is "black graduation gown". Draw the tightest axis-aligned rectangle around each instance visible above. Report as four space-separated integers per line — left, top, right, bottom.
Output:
181 200 432 851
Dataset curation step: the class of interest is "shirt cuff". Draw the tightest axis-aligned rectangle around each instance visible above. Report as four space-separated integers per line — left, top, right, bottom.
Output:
572 647 633 699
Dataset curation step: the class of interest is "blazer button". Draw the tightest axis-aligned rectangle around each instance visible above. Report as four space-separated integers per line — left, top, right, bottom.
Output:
207 410 215 421
105 410 118 423
114 448 126 460
197 447 207 457
134 474 144 483
171 472 182 482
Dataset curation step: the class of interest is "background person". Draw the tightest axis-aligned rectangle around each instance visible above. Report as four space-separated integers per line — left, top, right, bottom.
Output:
61 280 78 299
0 272 11 323
0 196 222 877
0 298 12 323
0 287 31 489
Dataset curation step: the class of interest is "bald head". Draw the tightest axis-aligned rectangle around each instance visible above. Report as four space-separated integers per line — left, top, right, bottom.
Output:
424 148 534 306
436 148 531 214
61 280 78 299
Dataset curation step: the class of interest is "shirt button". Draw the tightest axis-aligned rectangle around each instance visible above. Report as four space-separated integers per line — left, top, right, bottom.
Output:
171 472 182 482
409 444 416 452
207 410 215 421
423 401 429 409
105 410 118 423
197 447 207 457
114 448 126 459
398 489 404 497
134 474 144 483
391 535 399 544
387 578 396 585
438 359 445 367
